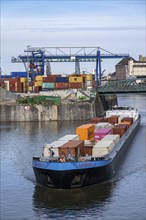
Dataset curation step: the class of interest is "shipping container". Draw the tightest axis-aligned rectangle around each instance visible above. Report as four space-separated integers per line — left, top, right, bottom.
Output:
43 140 68 157
94 122 111 129
84 146 93 156
36 81 43 87
120 121 131 128
4 81 10 91
69 76 83 83
102 134 120 144
55 83 69 89
35 75 43 81
121 117 133 125
76 124 95 140
93 140 116 154
59 140 84 157
112 124 127 137
11 72 27 78
20 77 28 83
0 75 12 79
69 82 83 89
42 82 55 89
90 117 104 123
56 76 69 83
85 74 93 81
108 115 119 124
94 128 113 140
58 135 79 141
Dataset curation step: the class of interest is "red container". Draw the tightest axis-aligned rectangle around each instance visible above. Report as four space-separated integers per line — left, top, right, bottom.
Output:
34 86 42 93
29 81 34 86
69 82 83 89
108 115 119 124
94 128 113 140
59 140 84 157
90 117 104 123
55 83 69 89
112 124 127 137
84 146 93 156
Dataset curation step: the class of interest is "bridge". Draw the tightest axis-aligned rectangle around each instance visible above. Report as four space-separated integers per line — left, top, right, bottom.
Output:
97 78 146 94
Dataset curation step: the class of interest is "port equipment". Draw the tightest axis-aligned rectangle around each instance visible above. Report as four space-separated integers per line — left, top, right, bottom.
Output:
11 47 129 86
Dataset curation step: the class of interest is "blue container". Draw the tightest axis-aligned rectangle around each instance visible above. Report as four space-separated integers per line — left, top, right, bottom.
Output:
56 76 69 83
11 72 27 77
0 75 12 78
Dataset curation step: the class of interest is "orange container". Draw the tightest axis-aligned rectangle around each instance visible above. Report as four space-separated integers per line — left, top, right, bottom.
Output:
76 124 95 140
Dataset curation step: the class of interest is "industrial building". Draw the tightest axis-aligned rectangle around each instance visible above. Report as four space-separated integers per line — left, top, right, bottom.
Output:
115 55 146 80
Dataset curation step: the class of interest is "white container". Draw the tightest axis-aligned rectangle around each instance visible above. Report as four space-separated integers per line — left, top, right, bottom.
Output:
102 134 120 144
92 148 108 156
93 140 115 152
58 134 79 141
43 140 68 157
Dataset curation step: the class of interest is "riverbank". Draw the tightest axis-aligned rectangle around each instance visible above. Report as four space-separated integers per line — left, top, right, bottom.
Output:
0 88 117 122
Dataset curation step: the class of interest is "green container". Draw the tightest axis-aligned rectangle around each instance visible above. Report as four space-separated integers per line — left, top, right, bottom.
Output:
42 83 55 89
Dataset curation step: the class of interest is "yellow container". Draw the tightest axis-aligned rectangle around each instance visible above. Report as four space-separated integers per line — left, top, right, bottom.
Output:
76 124 95 140
36 81 43 86
20 77 28 83
36 75 43 81
29 86 33 91
69 76 83 83
34 82 38 87
85 74 93 81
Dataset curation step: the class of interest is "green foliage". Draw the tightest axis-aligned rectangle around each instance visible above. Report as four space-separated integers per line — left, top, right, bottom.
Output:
16 95 61 105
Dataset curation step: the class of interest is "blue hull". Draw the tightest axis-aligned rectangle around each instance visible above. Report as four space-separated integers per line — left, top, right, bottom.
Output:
32 117 140 189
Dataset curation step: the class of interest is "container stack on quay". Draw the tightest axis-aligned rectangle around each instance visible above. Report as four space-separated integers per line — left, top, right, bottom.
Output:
41 115 134 159
0 72 96 93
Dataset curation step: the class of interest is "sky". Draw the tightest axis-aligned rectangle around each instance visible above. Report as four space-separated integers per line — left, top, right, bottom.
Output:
1 0 146 75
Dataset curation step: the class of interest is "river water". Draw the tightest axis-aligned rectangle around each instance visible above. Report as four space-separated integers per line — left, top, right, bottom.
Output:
0 94 146 220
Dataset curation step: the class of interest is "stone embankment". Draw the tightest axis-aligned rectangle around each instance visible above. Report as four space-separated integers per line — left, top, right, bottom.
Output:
0 88 117 122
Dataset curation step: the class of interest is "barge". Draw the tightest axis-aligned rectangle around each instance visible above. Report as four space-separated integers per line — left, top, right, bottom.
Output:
32 106 140 189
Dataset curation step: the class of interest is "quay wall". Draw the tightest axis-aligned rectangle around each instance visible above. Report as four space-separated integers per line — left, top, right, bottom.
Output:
0 94 117 122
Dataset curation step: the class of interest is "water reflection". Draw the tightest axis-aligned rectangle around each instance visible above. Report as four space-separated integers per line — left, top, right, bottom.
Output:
33 181 114 210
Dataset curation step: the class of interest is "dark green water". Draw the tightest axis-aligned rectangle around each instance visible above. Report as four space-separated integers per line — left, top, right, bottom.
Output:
0 94 146 220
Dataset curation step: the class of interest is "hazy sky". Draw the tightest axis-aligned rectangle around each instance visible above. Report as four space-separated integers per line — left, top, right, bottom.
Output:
1 0 145 75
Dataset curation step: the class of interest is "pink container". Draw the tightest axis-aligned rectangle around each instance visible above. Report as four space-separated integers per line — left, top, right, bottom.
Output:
94 128 112 140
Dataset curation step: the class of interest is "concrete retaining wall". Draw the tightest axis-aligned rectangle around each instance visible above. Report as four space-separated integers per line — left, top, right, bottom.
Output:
0 94 117 122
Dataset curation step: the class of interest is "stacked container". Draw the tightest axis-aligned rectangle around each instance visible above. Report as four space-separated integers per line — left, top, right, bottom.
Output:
93 140 116 157
94 128 113 141
20 77 28 93
90 117 104 124
112 124 127 137
58 134 79 141
102 134 120 144
108 115 119 125
43 140 68 157
121 117 133 125
76 124 95 140
59 140 84 157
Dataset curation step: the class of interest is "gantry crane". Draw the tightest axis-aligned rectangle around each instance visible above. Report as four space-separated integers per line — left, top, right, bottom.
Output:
11 46 129 86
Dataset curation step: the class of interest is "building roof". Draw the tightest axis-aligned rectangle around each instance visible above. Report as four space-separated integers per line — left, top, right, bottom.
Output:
116 57 135 66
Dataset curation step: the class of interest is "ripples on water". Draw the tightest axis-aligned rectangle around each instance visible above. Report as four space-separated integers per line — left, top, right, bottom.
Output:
1 94 146 220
